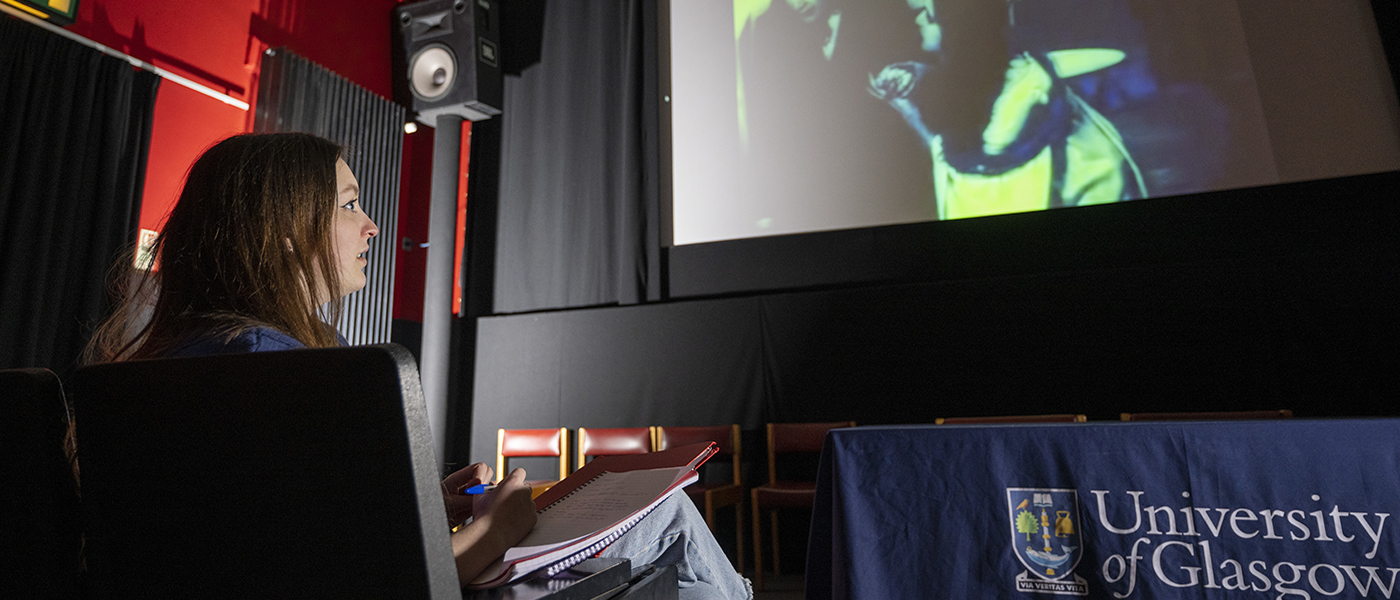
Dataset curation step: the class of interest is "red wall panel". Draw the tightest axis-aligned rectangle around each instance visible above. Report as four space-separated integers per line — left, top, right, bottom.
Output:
62 0 430 322
140 84 248 230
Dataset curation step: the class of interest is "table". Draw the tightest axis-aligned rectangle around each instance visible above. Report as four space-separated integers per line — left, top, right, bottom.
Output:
806 420 1400 600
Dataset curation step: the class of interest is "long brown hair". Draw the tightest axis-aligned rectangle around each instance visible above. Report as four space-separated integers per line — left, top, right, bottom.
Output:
87 132 348 362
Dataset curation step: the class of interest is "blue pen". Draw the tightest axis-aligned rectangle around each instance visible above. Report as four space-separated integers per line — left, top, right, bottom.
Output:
461 483 498 495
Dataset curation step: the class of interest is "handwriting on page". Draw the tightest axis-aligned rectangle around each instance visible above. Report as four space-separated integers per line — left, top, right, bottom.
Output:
515 468 687 547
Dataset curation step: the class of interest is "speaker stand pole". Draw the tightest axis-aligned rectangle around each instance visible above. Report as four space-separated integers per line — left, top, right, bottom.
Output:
421 113 464 469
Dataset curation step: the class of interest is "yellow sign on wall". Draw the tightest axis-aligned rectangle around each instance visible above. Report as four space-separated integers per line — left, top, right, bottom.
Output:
1 0 78 25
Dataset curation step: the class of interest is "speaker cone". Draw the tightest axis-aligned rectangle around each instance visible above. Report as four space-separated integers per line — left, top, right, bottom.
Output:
409 44 457 101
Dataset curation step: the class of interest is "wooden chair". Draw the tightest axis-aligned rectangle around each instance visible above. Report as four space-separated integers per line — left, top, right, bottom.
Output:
1 368 82 599
1121 409 1294 421
70 345 460 597
655 424 744 569
936 414 1087 424
498 427 570 497
751 421 855 590
576 426 655 470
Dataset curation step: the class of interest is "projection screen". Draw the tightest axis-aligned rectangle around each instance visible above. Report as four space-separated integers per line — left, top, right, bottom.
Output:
669 0 1400 246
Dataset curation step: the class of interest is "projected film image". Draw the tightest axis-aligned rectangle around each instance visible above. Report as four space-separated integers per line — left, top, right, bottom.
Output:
670 0 1280 244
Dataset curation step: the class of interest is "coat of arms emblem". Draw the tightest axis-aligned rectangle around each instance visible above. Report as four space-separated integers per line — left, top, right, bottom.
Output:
1007 488 1089 595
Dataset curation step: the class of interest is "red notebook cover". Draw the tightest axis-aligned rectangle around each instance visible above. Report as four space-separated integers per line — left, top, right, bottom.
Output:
468 441 719 588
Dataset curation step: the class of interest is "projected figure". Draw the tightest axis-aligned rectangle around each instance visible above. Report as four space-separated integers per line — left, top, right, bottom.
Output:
724 0 1253 237
733 0 1149 221
866 0 1146 220
733 0 844 147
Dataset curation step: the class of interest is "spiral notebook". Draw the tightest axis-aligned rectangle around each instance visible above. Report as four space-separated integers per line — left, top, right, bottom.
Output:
468 441 719 589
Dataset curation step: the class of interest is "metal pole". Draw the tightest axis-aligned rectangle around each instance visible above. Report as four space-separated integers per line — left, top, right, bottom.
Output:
420 114 464 468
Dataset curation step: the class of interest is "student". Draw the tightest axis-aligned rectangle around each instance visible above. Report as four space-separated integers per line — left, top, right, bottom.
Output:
86 133 750 598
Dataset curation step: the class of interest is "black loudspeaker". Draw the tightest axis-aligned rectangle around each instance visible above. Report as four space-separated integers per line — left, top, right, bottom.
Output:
391 0 502 124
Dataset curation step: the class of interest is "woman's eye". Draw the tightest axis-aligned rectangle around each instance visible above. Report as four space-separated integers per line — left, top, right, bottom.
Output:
342 200 358 211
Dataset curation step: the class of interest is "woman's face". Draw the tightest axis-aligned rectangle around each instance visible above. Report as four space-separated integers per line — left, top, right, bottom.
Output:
331 159 379 299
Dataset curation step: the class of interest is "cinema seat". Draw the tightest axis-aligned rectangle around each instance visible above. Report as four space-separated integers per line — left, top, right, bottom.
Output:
1120 409 1294 421
71 345 460 598
936 414 1087 424
655 424 744 569
751 421 855 590
0 368 82 599
576 426 655 470
498 427 570 497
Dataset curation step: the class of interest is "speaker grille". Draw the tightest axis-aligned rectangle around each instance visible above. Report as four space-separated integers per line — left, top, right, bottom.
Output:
409 44 456 101
409 9 454 41
392 0 502 123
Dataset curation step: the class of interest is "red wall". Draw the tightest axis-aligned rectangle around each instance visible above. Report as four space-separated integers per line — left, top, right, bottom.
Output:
64 0 431 321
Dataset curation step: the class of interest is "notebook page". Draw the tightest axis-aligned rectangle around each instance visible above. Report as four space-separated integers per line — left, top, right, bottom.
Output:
512 467 688 548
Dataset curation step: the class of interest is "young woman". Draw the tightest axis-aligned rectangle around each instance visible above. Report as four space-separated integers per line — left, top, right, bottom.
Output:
87 133 750 597
89 132 371 360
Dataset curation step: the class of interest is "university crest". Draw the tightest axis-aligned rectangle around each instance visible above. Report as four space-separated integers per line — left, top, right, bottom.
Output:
1006 488 1089 596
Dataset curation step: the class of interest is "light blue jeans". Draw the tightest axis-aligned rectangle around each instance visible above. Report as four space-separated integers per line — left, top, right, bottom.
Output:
600 494 753 600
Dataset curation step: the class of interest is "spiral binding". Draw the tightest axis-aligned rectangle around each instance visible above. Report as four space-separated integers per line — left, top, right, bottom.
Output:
543 499 664 577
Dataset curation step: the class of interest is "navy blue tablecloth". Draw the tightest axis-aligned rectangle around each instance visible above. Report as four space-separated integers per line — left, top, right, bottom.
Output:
806 421 1400 600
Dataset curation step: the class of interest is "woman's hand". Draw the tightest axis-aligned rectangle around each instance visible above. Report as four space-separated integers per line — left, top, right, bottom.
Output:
471 468 537 545
441 462 493 528
450 467 539 585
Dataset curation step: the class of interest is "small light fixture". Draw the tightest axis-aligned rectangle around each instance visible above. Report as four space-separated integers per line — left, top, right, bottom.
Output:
404 121 419 134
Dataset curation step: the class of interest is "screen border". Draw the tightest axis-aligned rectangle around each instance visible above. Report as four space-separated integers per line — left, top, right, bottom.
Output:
658 0 1400 300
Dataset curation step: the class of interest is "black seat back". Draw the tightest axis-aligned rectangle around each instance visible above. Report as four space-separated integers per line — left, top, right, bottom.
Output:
0 368 82 599
71 344 460 599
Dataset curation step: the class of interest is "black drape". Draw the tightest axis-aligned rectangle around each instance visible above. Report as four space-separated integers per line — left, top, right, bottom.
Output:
471 227 1400 463
493 0 661 313
0 16 160 373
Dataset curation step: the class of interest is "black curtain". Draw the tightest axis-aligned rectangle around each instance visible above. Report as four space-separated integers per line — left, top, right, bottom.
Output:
470 241 1400 460
0 15 160 373
493 0 661 313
